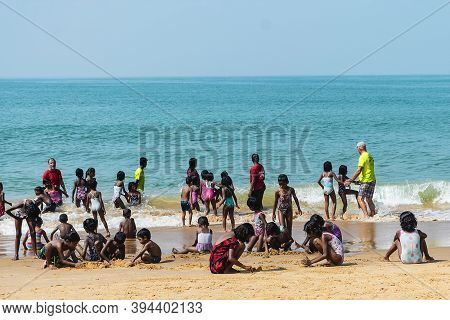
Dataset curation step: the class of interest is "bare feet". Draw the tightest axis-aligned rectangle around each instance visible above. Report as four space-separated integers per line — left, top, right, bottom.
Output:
172 248 179 254
301 257 311 266
12 255 19 261
106 232 111 238
383 256 390 261
425 256 435 262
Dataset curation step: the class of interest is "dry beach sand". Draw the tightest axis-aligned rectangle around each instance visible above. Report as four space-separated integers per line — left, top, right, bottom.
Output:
0 222 449 300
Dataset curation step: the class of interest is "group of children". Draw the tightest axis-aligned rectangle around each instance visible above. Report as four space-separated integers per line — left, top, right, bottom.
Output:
19 210 161 269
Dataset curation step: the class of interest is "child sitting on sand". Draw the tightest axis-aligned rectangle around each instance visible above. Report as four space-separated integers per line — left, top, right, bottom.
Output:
210 223 256 274
86 180 110 237
23 217 49 252
265 222 300 251
246 197 268 253
127 182 141 206
50 214 75 240
131 228 162 264
112 171 128 210
119 208 137 238
384 211 434 263
317 161 341 220
301 220 344 266
72 168 87 208
180 177 193 227
273 174 302 235
300 214 342 253
217 175 239 231
81 218 107 261
100 232 126 264
172 216 213 254
39 231 81 269
0 182 12 217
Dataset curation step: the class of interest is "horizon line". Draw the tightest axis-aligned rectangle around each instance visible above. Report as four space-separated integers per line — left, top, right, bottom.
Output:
0 73 449 80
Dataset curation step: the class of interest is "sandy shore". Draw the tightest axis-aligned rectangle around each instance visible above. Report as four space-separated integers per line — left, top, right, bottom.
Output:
0 247 448 300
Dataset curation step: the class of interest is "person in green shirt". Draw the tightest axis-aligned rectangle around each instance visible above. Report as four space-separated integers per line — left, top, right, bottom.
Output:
345 141 376 218
134 157 148 192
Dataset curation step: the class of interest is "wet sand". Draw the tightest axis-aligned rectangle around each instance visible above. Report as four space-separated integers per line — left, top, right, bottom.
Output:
0 221 449 300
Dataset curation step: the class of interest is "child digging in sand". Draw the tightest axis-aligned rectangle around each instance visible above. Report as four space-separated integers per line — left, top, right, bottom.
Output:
50 214 75 240
81 218 107 261
100 232 126 264
119 208 137 238
39 231 81 269
209 223 256 274
301 220 344 266
384 211 434 263
180 177 193 227
131 228 162 265
172 216 213 254
300 214 342 253
265 222 300 251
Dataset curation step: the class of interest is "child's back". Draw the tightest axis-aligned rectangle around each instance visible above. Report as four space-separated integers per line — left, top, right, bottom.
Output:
57 222 74 239
120 218 137 239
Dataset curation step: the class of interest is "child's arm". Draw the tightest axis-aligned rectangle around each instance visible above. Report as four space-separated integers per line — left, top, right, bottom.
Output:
22 231 29 250
131 244 148 264
291 188 302 215
41 230 50 243
272 191 279 221
192 231 199 247
131 218 137 233
119 221 124 233
232 190 239 209
71 180 77 203
5 202 23 220
50 227 59 241
86 194 91 212
317 173 324 189
303 234 330 266
99 192 106 213
261 214 269 254
333 172 344 184
216 188 226 208
138 192 142 205
57 246 77 268
100 240 113 263
228 244 254 272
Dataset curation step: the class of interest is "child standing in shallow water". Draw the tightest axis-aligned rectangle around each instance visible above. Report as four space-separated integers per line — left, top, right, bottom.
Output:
86 180 110 237
384 211 434 263
273 174 302 235
173 216 213 254
337 165 359 218
180 177 193 227
112 171 128 210
200 171 217 215
127 182 141 206
217 175 239 231
317 161 341 220
0 182 12 217
72 168 87 208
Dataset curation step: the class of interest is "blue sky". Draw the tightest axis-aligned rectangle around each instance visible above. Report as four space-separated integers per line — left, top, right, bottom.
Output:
0 0 449 77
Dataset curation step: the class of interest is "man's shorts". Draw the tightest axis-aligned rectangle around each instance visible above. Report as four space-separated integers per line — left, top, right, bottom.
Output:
359 181 376 199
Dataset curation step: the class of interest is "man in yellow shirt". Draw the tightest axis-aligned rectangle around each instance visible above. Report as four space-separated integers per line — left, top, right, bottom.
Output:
134 157 148 193
345 141 376 217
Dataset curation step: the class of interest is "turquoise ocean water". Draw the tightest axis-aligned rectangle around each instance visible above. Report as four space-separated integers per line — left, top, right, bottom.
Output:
0 76 449 234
